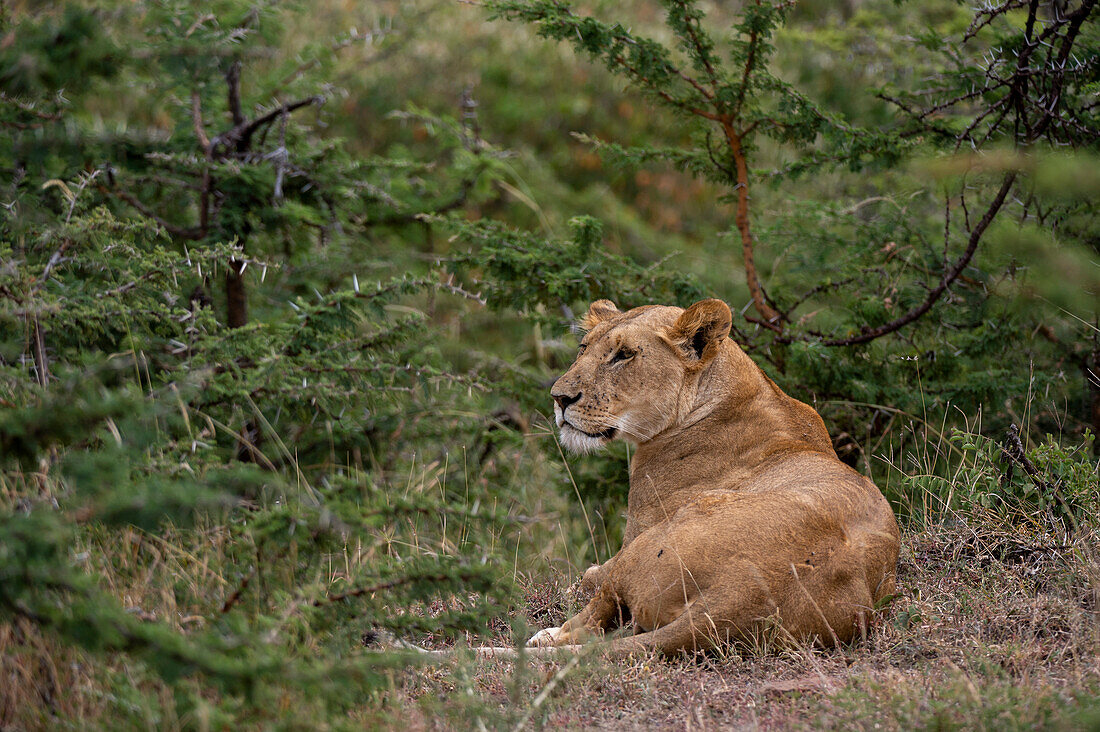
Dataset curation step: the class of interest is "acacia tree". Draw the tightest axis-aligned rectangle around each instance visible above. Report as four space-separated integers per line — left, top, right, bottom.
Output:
480 0 1099 444
4 1 501 328
1 3 521 723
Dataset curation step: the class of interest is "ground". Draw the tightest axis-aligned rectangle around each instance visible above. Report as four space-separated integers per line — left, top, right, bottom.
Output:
387 518 1100 730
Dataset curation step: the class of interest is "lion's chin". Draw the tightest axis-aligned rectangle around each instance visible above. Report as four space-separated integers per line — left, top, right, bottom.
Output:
557 422 615 455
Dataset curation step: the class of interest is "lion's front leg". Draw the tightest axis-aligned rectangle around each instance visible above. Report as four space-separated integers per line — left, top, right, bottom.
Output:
527 589 620 647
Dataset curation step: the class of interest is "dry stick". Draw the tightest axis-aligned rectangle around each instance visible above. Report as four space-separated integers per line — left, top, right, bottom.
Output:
817 170 1017 347
190 91 211 153
31 316 49 387
271 110 289 202
218 95 322 153
107 88 319 239
38 241 70 285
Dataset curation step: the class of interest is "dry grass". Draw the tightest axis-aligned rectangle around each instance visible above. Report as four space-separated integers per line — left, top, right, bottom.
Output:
4 527 1099 730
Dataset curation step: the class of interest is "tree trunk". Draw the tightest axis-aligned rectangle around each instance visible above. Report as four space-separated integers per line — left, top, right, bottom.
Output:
226 259 247 328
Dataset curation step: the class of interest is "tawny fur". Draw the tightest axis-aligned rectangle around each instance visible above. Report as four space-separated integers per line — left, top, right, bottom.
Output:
534 298 900 656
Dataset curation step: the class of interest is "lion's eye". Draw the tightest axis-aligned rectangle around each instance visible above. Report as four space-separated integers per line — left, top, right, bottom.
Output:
609 347 635 365
577 343 587 355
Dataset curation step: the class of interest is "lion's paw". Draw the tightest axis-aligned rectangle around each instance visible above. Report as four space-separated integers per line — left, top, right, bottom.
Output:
526 626 563 647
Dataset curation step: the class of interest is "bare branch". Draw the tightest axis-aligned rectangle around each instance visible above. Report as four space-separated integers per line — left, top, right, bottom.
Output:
31 316 49 387
963 0 1031 42
100 180 204 240
191 91 211 154
214 96 323 154
610 54 720 120
818 171 1017 347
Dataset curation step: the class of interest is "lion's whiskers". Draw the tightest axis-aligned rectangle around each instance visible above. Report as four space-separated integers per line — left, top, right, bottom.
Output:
566 404 671 445
616 412 660 442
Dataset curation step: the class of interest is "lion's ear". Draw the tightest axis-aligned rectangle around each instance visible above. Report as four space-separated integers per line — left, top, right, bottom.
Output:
668 299 732 362
580 299 620 331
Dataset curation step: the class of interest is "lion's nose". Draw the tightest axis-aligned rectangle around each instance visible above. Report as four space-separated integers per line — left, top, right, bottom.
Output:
552 390 581 411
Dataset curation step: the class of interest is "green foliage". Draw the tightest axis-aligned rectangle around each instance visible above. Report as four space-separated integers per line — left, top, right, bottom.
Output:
0 195 516 722
443 213 711 548
0 4 118 94
0 1 524 724
908 428 1099 523
446 214 705 322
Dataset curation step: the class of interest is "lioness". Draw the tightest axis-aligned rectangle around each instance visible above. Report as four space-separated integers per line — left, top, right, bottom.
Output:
528 298 900 655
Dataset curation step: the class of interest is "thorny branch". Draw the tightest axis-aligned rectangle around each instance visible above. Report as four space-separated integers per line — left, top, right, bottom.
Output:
809 171 1018 347
668 0 719 87
609 53 720 121
1 92 64 130
732 2 762 119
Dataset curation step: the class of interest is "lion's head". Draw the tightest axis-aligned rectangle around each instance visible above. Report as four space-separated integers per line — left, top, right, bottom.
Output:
550 298 733 453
